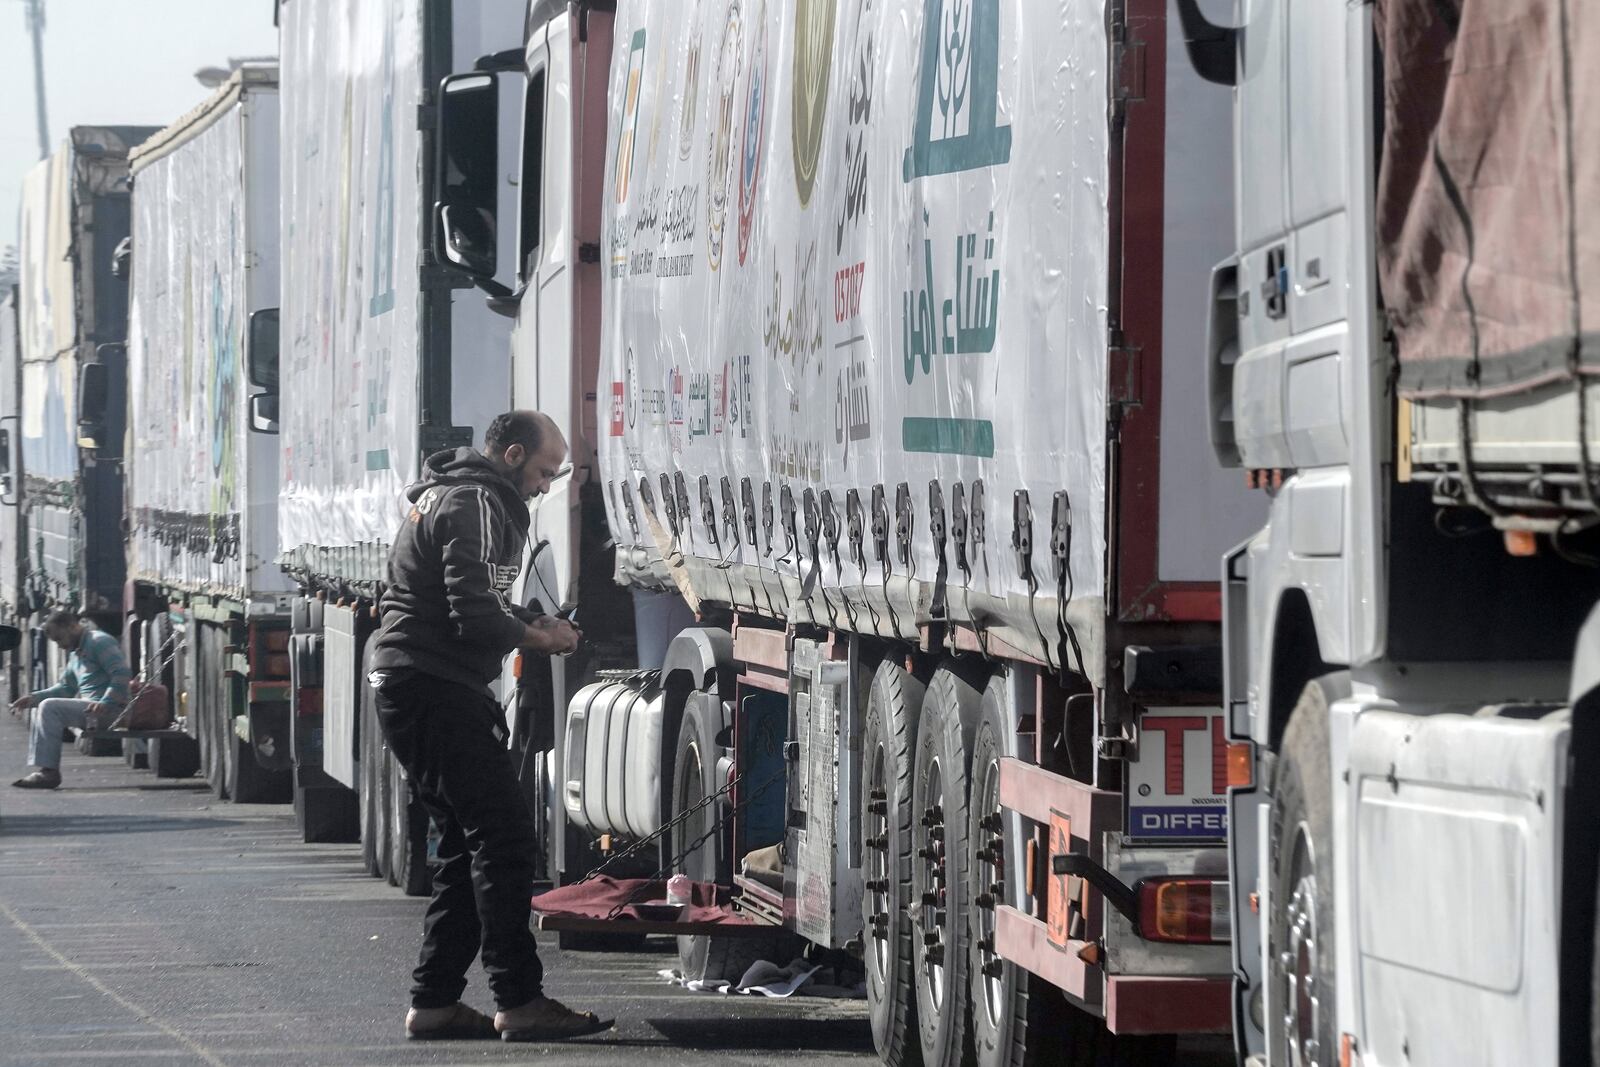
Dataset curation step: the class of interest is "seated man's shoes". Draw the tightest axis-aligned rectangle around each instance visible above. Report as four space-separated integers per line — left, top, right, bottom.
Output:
12 768 61 789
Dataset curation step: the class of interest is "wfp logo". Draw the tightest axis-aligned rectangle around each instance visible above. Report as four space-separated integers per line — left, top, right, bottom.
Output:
790 0 835 207
903 0 1012 181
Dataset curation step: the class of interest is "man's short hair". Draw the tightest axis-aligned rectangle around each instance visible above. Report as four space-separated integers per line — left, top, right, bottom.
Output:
45 610 80 632
485 411 544 456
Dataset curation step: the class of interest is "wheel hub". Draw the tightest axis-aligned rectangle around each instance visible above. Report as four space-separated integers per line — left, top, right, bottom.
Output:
1280 825 1321 1067
919 759 948 1007
974 760 1004 1025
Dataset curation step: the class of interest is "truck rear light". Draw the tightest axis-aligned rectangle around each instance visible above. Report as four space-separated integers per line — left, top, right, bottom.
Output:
1226 741 1253 788
1340 1033 1361 1067
512 651 524 680
1136 878 1230 943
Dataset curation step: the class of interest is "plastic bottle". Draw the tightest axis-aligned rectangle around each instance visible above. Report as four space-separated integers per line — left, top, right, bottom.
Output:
666 873 691 907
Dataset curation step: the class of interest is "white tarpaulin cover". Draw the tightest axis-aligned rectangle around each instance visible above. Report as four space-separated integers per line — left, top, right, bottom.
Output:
278 0 520 588
597 0 1109 671
126 69 287 601
17 148 78 488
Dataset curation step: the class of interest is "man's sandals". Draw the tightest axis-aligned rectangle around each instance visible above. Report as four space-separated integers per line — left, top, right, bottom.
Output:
406 997 611 1042
496 996 613 1042
405 1003 497 1041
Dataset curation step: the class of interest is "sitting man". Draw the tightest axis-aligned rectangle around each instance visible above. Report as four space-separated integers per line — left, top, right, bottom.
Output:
10 611 132 789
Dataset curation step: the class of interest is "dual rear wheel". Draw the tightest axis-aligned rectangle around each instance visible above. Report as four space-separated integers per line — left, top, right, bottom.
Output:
864 661 1177 1067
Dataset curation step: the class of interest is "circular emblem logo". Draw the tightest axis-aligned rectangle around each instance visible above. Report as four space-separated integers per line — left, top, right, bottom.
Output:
705 2 743 272
737 3 769 267
790 0 835 207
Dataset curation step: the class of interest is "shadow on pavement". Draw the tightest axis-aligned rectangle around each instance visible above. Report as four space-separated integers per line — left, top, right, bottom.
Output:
0 813 249 836
647 1016 873 1052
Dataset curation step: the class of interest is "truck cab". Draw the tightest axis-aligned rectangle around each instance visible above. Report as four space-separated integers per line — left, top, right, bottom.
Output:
1186 1 1600 1063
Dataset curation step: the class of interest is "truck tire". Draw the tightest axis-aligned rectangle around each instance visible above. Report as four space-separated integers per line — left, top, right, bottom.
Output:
671 707 780 982
389 754 431 896
359 680 388 878
231 729 292 804
968 679 1050 1067
912 665 982 1067
207 695 229 801
862 660 926 1066
1269 673 1348 1067
221 711 240 800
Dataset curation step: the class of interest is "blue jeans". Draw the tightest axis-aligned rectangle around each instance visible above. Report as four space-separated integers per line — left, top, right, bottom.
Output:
26 698 100 770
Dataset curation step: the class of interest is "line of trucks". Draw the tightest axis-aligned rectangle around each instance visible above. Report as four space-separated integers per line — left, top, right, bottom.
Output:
2 2 1595 1065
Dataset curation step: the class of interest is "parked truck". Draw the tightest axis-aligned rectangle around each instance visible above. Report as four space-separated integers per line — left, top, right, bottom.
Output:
123 64 294 803
273 0 528 876
1175 0 1600 1063
434 0 1260 1062
0 287 24 701
13 126 153 698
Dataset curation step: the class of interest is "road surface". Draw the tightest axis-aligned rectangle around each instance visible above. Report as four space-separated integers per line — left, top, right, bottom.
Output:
0 713 1232 1066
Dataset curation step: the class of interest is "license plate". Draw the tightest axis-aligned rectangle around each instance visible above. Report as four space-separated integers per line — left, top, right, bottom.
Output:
1126 706 1229 841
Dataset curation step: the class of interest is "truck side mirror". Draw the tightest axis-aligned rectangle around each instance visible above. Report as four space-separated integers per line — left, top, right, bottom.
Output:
433 71 502 285
248 308 279 390
1174 0 1238 87
249 392 279 435
77 359 109 444
0 427 11 477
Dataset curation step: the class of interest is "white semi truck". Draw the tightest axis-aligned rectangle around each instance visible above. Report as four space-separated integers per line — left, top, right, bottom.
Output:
12 127 153 697
123 64 293 802
1175 0 1600 1063
273 0 528 875
434 0 1263 1062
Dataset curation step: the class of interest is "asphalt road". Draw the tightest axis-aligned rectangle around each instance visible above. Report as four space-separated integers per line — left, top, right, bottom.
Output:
0 713 1233 1067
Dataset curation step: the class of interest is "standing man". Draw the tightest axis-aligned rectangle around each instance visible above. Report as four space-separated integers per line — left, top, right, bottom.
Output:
370 410 609 1043
10 612 132 789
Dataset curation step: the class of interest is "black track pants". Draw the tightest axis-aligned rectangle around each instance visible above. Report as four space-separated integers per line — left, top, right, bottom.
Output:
374 669 543 1011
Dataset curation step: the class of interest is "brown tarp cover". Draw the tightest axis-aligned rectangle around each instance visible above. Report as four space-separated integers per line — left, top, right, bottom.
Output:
1378 0 1600 399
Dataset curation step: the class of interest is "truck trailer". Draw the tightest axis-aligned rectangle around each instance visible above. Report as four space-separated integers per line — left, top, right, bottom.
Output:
274 0 527 875
1175 0 1600 1063
13 126 153 692
434 0 1262 1062
124 64 293 804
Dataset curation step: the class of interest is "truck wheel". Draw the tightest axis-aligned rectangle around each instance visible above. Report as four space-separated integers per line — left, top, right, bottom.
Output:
389 754 430 895
968 678 1052 1067
359 681 388 878
862 660 926 1065
207 696 229 801
232 729 291 804
912 665 981 1067
221 713 240 800
671 706 777 982
1269 674 1348 1067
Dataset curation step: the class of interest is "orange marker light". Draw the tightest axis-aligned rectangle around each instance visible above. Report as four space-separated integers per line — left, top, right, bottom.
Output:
1504 529 1538 557
1226 742 1254 788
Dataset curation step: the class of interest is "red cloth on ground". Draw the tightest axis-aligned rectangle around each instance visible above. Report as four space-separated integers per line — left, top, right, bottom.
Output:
531 875 760 925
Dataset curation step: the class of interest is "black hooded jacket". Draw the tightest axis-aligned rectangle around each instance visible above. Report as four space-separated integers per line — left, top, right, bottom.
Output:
371 448 530 694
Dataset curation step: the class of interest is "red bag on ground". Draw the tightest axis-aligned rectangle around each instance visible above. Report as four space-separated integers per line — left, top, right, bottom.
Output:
110 681 171 730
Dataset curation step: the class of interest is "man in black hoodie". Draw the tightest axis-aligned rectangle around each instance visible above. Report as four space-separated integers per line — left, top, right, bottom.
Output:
370 410 608 1043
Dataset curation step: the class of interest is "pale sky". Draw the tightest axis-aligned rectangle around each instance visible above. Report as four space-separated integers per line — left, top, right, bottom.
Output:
0 0 280 251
